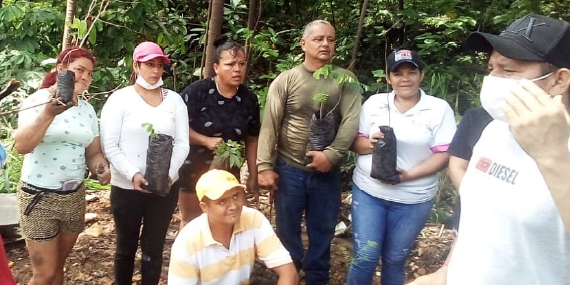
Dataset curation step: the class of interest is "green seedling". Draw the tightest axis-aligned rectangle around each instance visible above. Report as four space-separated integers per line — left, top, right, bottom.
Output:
213 139 245 169
141 123 159 139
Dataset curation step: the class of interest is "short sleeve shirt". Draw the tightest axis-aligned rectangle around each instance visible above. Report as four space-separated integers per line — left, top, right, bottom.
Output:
177 78 260 190
168 207 292 285
352 90 457 203
448 107 493 161
19 89 99 189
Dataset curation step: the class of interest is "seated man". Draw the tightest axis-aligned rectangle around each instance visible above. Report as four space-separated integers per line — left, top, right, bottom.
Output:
168 169 298 285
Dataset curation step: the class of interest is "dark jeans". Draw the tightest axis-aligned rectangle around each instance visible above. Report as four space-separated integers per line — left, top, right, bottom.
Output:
110 186 178 285
347 184 433 285
274 157 341 285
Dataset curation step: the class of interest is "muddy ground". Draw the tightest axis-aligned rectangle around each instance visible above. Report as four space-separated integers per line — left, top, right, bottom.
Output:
4 189 452 284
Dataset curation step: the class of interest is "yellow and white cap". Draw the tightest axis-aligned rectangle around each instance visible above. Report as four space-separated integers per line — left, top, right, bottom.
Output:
196 169 245 201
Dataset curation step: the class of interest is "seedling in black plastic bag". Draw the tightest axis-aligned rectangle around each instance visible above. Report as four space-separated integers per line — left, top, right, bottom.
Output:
141 123 173 196
56 70 75 104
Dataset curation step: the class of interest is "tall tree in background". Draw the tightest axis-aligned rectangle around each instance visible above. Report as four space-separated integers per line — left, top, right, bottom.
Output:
349 0 369 71
244 0 260 79
203 0 224 78
62 0 76 51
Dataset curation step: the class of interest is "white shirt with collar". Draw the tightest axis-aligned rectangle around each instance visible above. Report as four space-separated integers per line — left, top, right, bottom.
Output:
353 89 456 203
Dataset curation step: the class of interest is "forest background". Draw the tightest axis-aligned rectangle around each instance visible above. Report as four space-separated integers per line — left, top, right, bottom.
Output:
1 0 569 224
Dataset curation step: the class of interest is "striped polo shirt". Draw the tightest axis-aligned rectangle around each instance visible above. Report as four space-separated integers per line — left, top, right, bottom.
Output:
168 206 292 285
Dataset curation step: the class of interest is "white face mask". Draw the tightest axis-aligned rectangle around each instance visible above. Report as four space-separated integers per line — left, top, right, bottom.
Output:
479 73 552 122
135 74 164 90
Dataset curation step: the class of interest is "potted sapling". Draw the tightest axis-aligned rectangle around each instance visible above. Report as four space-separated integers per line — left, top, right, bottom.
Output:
141 123 173 196
56 70 75 104
304 92 338 165
305 64 364 165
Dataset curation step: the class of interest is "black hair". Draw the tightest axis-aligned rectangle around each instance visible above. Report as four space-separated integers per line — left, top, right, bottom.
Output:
213 34 245 64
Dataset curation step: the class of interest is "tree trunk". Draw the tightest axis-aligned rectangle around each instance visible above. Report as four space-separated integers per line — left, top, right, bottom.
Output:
62 0 76 51
244 0 258 79
203 0 224 78
348 0 369 71
0 0 3 9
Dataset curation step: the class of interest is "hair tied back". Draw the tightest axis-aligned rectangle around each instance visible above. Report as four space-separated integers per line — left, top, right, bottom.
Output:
213 34 229 48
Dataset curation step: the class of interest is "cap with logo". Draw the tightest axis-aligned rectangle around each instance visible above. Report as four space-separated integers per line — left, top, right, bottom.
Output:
133 41 171 64
387 50 422 72
464 14 570 69
195 169 245 201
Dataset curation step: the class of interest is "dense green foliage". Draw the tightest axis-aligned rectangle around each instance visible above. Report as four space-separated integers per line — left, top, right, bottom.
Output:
1 0 569 221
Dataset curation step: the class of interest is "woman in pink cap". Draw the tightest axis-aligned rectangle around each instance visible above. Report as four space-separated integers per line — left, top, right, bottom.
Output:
100 41 189 285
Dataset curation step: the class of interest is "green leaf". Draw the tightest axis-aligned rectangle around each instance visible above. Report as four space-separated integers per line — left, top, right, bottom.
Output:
88 28 97 45
78 20 88 38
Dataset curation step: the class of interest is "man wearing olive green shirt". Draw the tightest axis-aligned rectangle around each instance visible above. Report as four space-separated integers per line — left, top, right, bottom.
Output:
257 20 361 285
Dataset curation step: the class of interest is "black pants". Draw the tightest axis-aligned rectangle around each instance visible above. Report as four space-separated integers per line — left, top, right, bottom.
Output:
110 186 178 285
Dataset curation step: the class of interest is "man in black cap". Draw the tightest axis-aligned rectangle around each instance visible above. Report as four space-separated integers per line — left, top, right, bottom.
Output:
409 14 570 285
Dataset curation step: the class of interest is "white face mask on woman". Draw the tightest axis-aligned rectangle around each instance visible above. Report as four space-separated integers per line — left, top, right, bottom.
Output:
479 73 552 122
135 74 164 90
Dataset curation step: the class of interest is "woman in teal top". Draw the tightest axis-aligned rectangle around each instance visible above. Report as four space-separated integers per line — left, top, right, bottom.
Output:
14 47 110 285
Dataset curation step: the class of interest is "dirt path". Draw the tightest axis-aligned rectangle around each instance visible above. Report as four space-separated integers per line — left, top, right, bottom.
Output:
4 189 452 284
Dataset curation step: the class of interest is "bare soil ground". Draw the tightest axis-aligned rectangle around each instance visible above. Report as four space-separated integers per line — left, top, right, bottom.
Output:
4 190 452 285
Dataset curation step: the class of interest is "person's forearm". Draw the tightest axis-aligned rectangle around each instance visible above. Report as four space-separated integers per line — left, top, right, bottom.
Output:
245 135 258 176
448 156 469 190
189 127 211 147
14 110 54 154
274 263 299 285
350 136 372 155
535 151 570 234
407 152 450 181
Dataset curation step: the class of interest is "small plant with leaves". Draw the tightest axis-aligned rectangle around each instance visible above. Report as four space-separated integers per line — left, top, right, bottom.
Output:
313 92 329 120
212 139 245 170
141 123 158 139
312 64 364 119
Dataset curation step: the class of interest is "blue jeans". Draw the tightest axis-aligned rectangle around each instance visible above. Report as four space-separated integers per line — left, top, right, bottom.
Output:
274 157 341 285
347 184 433 285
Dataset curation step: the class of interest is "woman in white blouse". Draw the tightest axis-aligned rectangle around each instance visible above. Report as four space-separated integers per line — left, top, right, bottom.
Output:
100 41 189 285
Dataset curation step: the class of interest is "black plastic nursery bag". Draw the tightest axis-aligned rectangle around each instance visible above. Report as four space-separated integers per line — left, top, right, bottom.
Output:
370 126 399 184
305 112 337 165
56 70 75 104
144 134 174 196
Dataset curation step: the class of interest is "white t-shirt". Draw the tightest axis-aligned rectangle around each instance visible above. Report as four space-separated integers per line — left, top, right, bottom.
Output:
352 90 456 203
447 120 570 285
19 89 99 189
100 86 189 189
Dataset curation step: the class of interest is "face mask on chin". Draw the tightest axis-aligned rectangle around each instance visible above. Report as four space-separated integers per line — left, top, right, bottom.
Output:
479 73 552 123
135 74 164 90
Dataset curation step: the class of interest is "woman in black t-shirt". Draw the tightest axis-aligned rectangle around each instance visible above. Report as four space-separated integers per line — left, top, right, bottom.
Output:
176 35 260 228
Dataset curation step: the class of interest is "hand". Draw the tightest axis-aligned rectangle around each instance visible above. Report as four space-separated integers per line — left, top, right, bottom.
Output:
407 265 447 285
369 130 385 147
132 173 151 193
505 80 570 163
43 95 74 117
306 151 333 172
96 162 111 185
259 170 279 193
204 137 224 151
246 174 260 203
396 167 411 183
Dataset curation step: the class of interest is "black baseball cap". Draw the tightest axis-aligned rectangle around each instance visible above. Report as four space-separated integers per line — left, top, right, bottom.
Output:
387 50 422 72
464 14 570 69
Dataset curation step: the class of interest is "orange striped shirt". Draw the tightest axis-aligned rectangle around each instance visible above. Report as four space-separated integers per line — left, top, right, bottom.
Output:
168 206 292 284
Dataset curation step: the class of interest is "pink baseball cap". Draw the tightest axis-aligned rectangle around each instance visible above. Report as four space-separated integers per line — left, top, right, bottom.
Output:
132 41 171 64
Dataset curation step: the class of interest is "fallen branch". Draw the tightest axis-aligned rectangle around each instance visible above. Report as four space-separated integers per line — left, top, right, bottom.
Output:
0 80 21 102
